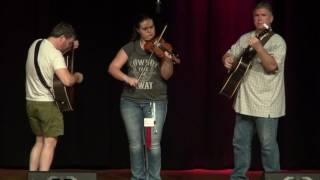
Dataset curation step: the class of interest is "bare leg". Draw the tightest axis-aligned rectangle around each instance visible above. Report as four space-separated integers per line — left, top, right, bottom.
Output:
39 137 58 171
29 136 44 171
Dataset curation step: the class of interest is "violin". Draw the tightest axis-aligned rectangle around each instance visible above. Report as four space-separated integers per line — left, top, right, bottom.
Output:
144 37 181 64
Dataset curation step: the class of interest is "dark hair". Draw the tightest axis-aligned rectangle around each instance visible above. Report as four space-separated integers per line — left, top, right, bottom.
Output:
130 14 153 41
49 22 76 39
254 1 273 16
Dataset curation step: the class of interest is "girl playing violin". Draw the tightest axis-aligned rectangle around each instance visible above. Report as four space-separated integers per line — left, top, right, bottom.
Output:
108 14 178 180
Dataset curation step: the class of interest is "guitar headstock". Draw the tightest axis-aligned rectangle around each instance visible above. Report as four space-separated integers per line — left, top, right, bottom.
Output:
257 23 272 39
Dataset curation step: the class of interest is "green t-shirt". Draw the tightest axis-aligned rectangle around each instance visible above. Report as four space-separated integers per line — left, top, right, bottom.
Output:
121 40 167 102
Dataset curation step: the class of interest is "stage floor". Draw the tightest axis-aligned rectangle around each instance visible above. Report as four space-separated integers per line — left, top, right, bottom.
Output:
0 169 264 180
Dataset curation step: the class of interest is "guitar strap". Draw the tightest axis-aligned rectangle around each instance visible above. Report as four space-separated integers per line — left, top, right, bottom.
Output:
260 31 274 47
34 39 56 100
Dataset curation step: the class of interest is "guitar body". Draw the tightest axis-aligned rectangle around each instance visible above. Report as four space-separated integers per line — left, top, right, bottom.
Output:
219 58 252 98
53 79 74 111
53 50 75 112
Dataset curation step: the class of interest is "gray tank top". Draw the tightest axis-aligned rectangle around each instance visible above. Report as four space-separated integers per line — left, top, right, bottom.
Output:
121 40 167 102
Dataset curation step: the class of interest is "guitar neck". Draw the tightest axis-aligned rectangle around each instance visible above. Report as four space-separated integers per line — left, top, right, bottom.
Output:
64 49 74 73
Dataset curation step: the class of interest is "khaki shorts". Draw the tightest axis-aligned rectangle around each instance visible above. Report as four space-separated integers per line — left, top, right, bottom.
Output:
26 100 64 137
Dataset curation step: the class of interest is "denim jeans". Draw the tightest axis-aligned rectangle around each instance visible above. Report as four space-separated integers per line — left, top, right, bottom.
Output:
231 114 280 180
120 98 167 180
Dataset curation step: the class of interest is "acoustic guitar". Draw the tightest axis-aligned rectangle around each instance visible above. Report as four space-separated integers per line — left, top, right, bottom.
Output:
53 49 75 112
219 25 273 98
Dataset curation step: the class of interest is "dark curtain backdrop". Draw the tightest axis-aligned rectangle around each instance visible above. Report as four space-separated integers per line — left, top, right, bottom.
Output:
1 0 319 170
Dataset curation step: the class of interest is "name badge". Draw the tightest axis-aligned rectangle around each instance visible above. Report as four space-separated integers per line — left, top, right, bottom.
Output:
144 117 155 127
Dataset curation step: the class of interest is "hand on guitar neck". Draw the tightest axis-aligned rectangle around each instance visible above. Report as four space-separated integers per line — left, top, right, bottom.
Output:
248 36 265 53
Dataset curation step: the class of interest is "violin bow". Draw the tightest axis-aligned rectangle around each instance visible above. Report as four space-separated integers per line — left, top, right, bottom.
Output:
155 24 168 45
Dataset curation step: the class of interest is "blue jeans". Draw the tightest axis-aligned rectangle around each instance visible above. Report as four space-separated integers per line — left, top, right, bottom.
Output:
231 114 280 180
120 98 167 180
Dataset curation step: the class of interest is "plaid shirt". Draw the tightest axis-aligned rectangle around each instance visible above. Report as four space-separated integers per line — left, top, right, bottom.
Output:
228 31 287 118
